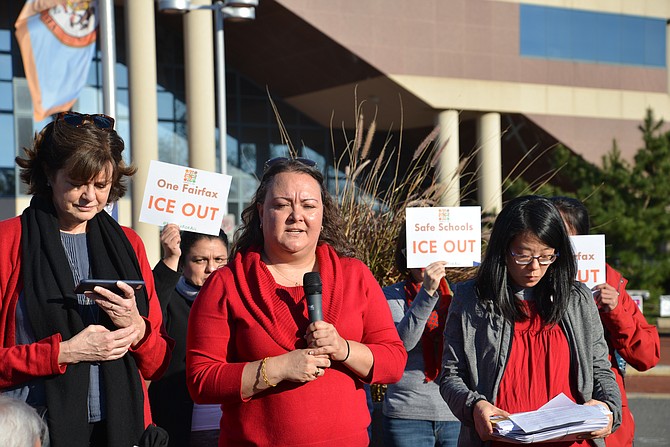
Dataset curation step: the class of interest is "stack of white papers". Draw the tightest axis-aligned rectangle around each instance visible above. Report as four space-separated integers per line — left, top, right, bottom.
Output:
490 393 611 443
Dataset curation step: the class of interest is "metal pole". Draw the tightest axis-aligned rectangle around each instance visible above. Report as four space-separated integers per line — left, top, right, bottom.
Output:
215 2 228 214
99 0 117 118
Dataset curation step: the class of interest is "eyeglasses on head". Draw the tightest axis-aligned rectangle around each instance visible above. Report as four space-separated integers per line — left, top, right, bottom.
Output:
263 157 317 173
56 111 115 131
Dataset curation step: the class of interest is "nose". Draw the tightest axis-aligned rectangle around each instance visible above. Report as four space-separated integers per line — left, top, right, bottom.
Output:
82 183 96 200
288 206 304 222
205 259 217 273
526 258 542 268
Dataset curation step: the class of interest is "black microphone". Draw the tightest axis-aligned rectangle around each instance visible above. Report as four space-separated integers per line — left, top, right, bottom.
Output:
303 272 323 322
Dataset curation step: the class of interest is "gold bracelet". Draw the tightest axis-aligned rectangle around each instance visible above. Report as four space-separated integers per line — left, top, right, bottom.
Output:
261 357 276 387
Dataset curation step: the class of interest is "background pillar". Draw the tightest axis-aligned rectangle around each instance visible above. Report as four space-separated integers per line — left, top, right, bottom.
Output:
125 0 160 263
476 112 503 215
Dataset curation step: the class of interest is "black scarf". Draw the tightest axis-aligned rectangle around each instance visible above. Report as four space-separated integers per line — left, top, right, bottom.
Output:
21 196 148 447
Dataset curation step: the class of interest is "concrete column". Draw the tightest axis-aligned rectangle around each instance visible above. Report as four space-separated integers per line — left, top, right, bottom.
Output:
184 0 217 170
476 112 503 215
125 0 160 264
436 110 460 206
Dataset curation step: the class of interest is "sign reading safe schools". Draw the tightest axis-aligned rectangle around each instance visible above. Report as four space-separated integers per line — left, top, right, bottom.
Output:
405 206 482 268
140 160 232 236
569 234 606 289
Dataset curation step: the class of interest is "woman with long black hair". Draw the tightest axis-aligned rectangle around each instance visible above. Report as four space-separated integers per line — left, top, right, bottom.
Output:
440 195 621 447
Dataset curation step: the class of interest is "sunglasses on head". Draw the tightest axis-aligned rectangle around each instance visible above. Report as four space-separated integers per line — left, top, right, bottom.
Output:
263 157 318 173
56 112 115 131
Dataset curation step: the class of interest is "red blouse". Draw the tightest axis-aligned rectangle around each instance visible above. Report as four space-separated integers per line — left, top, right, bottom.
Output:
493 300 589 447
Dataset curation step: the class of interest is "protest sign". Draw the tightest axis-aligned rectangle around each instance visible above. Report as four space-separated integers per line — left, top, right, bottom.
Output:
405 206 481 268
140 160 232 236
569 234 606 289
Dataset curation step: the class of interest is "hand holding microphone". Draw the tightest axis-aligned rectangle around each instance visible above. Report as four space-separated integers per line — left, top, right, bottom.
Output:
303 272 349 364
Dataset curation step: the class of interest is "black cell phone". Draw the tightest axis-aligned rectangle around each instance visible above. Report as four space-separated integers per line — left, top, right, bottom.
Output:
74 279 145 296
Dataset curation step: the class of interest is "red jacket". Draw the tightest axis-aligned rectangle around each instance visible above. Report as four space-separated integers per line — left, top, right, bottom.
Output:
0 215 173 428
602 264 660 447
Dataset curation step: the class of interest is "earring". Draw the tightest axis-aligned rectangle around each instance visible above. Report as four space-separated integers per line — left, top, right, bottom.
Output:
260 222 263 229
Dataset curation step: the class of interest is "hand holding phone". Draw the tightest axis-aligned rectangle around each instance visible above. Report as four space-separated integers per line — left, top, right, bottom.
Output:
74 279 145 296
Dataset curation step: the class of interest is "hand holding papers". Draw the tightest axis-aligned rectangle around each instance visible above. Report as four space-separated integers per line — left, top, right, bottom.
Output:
490 393 612 443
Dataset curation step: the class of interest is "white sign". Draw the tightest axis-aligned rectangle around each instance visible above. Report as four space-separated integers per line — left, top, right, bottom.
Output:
660 295 670 317
140 160 232 236
405 206 481 268
570 234 606 289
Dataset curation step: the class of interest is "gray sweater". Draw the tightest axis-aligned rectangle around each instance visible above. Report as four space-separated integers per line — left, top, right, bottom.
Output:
382 281 458 422
439 280 622 447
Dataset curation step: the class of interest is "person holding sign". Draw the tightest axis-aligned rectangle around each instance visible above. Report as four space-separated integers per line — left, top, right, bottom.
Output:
149 224 229 447
440 195 621 447
551 196 660 447
382 225 460 447
185 157 406 446
0 112 173 446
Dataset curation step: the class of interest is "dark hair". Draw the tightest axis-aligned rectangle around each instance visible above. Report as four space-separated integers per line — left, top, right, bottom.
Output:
15 115 136 202
179 230 229 268
231 159 355 259
550 196 590 236
476 195 576 324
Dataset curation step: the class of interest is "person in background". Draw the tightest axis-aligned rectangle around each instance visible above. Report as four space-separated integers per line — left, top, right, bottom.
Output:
440 195 621 447
150 224 229 447
186 157 407 446
0 112 172 447
551 196 660 447
382 225 460 447
0 395 48 447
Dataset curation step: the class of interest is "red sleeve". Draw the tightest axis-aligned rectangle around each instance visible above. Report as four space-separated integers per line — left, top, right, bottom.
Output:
185 268 246 404
353 261 407 384
123 227 174 380
601 264 660 372
0 217 67 388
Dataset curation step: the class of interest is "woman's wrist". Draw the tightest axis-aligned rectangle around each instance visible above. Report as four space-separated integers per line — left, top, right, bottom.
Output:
131 317 148 347
337 339 350 362
58 340 74 365
261 357 277 387
260 355 286 387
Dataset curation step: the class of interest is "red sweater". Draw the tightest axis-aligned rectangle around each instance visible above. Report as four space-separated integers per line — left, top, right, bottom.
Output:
602 264 660 447
186 245 407 446
0 215 173 427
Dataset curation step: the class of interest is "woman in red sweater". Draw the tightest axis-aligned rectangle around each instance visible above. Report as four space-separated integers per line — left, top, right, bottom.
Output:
186 157 407 446
552 196 660 447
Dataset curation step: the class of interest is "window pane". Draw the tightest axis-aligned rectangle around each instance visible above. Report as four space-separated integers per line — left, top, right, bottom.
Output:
115 63 128 88
0 30 10 51
157 91 175 120
520 4 666 67
0 82 12 109
158 122 188 166
0 54 12 80
240 143 257 174
0 113 15 166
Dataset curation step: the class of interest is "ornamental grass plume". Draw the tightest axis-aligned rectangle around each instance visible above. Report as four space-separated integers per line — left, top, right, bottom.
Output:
329 97 479 287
